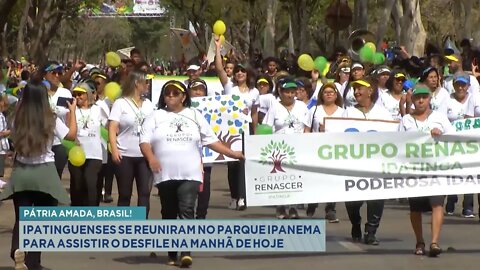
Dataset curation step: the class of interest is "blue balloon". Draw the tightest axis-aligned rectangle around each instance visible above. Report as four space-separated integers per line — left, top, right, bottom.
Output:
403 80 414 91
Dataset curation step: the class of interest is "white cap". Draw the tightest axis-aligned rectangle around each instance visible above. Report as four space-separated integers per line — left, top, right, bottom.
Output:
187 65 201 71
376 67 391 74
351 63 364 70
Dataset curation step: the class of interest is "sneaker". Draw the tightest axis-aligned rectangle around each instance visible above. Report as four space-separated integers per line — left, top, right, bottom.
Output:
364 233 379 245
166 258 177 266
237 198 246 211
103 194 113 203
289 208 299 219
325 210 339 223
228 199 237 210
463 210 475 218
180 255 192 268
446 212 454 216
14 249 27 270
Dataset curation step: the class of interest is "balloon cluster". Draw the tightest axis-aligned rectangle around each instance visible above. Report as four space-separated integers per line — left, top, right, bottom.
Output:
62 140 86 167
213 20 226 44
359 42 385 65
297 54 330 76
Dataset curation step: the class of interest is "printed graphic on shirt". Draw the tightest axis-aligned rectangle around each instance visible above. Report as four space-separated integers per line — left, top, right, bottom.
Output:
169 118 189 133
167 117 193 144
285 114 298 129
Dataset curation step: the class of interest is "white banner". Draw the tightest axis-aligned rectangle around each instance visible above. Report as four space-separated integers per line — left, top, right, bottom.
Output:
324 117 399 132
452 117 480 131
245 130 480 206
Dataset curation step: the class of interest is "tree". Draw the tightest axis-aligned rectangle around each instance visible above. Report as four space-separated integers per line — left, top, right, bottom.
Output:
0 0 19 58
352 0 368 30
260 140 297 174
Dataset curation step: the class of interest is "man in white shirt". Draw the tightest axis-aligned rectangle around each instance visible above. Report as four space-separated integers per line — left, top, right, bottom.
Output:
444 54 480 95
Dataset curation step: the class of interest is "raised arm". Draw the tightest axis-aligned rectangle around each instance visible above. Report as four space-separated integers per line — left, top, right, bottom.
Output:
214 37 230 86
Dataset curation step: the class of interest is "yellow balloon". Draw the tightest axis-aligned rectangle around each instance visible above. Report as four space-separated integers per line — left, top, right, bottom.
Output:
213 20 226 35
105 82 121 101
106 51 121 67
364 42 376 53
322 62 331 77
297 54 314 71
69 146 86 167
219 35 225 44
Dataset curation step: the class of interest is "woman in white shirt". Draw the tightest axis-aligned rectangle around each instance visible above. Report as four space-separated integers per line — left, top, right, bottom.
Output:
398 84 453 257
140 80 243 267
445 73 476 218
0 82 77 270
303 83 344 222
108 69 154 215
214 37 259 210
68 82 106 206
417 67 449 116
263 78 308 219
342 77 393 245
380 72 407 120
342 62 365 108
256 75 276 124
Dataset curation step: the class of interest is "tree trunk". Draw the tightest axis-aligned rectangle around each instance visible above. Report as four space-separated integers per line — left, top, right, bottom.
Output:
462 0 473 39
391 0 402 42
263 0 278 57
400 0 426 56
17 0 31 59
376 0 396 46
353 0 368 30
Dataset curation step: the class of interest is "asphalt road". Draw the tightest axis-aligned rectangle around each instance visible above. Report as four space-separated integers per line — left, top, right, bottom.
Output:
0 164 479 270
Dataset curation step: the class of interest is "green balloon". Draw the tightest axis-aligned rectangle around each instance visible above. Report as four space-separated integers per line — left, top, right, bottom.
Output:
314 56 327 72
373 52 385 65
101 127 108 142
62 140 76 152
359 46 374 63
256 124 273 135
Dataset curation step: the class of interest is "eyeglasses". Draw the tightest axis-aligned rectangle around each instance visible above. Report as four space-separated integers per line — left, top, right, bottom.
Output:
322 91 336 95
164 89 182 97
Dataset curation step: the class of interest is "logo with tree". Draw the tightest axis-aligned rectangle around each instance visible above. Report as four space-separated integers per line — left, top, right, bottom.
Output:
169 118 189 133
260 140 297 173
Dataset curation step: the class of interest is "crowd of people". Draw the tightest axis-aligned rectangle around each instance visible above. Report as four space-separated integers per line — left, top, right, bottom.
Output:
0 36 479 269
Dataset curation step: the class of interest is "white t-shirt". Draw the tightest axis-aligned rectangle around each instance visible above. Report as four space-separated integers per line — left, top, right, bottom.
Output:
343 103 393 121
49 87 72 146
140 108 218 185
430 87 450 116
343 85 358 108
446 94 471 122
303 105 344 132
222 78 234 95
380 92 404 121
96 99 111 163
466 93 480 117
398 111 455 133
109 98 154 157
444 75 480 95
263 100 308 134
258 93 277 114
334 81 348 97
16 118 70 164
76 105 106 160
226 86 260 123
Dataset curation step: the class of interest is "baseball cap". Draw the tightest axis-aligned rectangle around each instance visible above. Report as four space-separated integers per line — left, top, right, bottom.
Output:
43 62 62 72
73 82 94 94
351 63 364 70
257 78 269 85
187 65 201 71
340 67 351 73
164 81 186 92
281 80 298 89
453 72 470 84
412 87 430 95
445 53 461 62
394 73 406 79
351 79 371 88
188 79 208 90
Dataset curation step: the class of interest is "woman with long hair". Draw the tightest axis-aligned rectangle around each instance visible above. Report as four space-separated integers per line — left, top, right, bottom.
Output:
303 83 344 222
140 80 243 267
68 82 105 206
215 37 259 210
398 84 453 257
342 77 393 245
0 82 77 270
380 72 407 120
108 69 154 215
342 62 366 108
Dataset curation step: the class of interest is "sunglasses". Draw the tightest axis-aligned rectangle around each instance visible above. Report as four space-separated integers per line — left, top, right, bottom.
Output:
164 89 183 97
50 71 62 76
72 92 85 97
234 67 246 73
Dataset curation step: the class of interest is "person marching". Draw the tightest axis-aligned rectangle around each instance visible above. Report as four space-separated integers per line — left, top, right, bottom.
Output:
108 69 154 215
343 77 394 245
68 82 106 206
303 82 344 222
398 84 454 257
0 82 77 270
140 80 243 267
263 78 309 219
